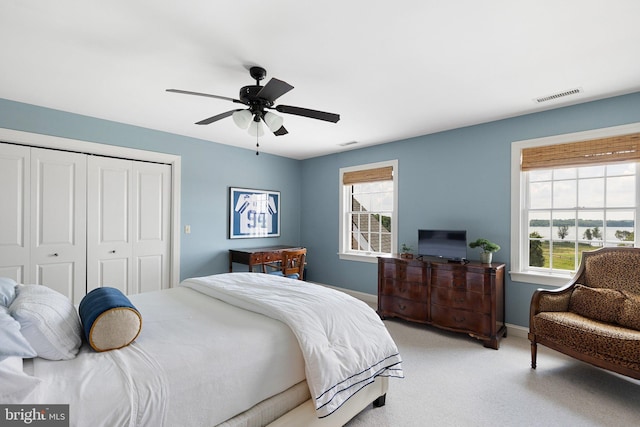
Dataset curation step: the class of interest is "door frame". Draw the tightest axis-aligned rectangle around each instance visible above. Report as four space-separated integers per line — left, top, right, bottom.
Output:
0 128 181 287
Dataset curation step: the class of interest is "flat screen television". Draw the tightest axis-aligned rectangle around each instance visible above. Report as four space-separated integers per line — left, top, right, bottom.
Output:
418 229 467 261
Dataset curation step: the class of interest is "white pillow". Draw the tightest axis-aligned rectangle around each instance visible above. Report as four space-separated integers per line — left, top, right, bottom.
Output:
0 356 41 403
0 305 37 360
9 285 82 360
0 277 18 307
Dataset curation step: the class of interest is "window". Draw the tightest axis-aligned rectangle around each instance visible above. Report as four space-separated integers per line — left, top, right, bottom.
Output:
511 124 640 286
339 160 398 262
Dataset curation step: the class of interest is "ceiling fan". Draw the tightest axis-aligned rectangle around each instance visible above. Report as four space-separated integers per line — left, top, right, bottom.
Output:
166 66 340 137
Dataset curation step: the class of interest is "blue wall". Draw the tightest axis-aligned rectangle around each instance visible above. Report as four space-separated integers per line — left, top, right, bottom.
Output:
300 91 640 327
2 92 640 327
0 99 302 280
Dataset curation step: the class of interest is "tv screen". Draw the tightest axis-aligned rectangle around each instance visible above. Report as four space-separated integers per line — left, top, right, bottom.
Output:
418 229 467 261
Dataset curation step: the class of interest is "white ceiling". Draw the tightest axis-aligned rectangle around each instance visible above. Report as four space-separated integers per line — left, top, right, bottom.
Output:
2 1 640 160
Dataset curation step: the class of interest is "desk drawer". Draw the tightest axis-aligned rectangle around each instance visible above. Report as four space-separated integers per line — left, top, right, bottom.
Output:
261 251 281 263
249 253 263 264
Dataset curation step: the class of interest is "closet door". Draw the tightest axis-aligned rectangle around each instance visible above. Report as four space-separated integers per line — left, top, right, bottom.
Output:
30 148 87 303
87 157 170 295
87 156 134 294
134 162 171 293
0 144 30 282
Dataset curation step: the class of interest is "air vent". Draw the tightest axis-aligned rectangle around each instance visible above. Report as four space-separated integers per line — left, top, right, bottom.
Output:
535 88 582 103
339 141 358 147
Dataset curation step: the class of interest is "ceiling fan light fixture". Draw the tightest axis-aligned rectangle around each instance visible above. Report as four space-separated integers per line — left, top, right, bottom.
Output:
247 120 265 137
232 109 253 129
263 111 284 132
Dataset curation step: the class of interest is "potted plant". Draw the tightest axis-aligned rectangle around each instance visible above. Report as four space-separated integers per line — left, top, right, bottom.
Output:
468 238 500 264
400 243 414 259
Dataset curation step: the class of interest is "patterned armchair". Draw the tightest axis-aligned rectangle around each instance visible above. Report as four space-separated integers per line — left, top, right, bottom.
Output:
528 247 640 380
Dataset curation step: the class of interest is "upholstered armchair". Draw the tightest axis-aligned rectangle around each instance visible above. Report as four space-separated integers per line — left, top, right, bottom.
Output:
529 247 640 380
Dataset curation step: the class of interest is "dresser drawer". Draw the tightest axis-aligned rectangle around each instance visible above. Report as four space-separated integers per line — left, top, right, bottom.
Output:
430 288 490 313
379 278 428 300
430 304 491 335
380 259 426 282
431 268 490 293
379 296 428 322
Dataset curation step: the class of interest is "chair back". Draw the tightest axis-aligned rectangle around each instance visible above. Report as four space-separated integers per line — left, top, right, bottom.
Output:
281 248 307 280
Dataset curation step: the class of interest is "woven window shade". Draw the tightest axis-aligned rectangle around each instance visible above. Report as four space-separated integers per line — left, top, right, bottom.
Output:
343 166 393 185
521 132 640 171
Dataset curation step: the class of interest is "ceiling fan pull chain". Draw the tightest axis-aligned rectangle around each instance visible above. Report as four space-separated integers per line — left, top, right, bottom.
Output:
256 134 260 156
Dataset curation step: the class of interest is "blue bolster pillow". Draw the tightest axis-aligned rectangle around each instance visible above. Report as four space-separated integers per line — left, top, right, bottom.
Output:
79 287 142 352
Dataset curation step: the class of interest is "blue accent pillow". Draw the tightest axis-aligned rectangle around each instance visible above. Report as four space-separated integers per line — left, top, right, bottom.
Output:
0 277 18 307
79 287 142 352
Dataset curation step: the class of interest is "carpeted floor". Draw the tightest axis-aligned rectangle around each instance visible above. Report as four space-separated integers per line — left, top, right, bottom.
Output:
345 319 640 427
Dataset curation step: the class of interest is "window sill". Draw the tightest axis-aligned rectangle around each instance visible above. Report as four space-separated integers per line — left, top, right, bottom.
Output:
509 271 574 287
338 253 381 263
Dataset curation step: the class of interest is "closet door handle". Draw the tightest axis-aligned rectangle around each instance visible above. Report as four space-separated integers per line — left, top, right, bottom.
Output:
109 250 116 254
50 253 59 257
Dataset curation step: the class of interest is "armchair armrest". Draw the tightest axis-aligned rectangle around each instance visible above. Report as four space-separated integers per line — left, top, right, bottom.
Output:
529 282 576 330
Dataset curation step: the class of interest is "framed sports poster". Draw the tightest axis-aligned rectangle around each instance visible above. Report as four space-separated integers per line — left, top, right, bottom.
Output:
229 187 280 239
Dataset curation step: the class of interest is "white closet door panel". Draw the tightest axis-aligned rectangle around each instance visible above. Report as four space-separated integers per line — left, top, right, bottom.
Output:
36 263 74 297
87 156 133 294
134 162 171 291
0 144 30 283
137 255 163 293
97 258 130 295
30 148 86 304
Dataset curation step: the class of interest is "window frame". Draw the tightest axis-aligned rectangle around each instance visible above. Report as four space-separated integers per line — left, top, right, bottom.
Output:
510 122 640 286
338 160 398 263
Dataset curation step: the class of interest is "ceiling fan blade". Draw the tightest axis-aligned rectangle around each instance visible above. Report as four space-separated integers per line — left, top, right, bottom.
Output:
275 105 340 123
256 78 294 103
273 126 288 136
166 89 243 104
195 109 243 125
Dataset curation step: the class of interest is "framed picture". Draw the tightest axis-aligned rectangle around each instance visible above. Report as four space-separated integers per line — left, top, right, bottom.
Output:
229 187 280 239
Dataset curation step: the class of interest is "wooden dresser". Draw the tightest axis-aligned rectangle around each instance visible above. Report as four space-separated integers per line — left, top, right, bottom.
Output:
378 256 506 349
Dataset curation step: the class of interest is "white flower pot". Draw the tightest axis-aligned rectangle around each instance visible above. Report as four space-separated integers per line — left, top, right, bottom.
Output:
480 252 493 264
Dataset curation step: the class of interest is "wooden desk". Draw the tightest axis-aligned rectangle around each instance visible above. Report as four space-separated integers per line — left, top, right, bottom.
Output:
229 245 304 273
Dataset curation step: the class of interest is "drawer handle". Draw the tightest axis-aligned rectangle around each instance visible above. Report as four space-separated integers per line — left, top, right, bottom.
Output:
397 303 407 311
454 297 465 303
453 315 466 323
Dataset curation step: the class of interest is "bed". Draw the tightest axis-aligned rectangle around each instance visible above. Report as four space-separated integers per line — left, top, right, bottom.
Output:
1 273 403 426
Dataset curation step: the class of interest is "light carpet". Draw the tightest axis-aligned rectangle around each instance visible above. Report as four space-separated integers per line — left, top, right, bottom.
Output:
345 319 640 427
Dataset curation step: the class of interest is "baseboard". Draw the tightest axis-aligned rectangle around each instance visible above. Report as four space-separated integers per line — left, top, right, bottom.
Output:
313 282 377 306
312 281 530 340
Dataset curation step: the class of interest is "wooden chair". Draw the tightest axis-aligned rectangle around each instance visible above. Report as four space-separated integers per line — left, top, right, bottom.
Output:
263 248 307 280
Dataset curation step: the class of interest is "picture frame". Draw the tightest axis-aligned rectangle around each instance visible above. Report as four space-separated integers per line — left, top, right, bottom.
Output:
229 187 280 239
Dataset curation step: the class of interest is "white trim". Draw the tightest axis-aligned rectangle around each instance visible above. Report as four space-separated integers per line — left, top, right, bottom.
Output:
510 122 640 286
338 159 399 262
0 128 182 287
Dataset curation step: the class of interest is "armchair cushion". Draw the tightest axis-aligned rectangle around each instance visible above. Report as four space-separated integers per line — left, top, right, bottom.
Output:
618 292 640 331
533 311 640 369
568 284 625 324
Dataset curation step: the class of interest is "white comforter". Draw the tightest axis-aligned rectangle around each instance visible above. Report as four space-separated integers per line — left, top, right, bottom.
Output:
181 273 404 418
